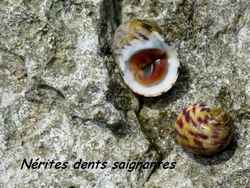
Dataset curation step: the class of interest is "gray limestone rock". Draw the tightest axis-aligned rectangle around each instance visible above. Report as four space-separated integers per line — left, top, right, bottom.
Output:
0 0 250 187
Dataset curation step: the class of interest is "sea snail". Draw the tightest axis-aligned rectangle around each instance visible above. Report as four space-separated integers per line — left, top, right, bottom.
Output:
112 19 179 97
175 103 233 156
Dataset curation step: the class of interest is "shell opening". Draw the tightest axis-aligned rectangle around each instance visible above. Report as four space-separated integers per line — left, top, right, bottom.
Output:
129 48 168 86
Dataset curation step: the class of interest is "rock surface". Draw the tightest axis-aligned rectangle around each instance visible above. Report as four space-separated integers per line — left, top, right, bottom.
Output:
0 0 250 187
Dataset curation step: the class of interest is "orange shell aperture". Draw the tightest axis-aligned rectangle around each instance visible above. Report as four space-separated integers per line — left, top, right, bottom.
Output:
129 49 168 86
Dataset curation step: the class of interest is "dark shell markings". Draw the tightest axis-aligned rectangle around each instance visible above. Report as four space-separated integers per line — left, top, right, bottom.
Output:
175 103 233 156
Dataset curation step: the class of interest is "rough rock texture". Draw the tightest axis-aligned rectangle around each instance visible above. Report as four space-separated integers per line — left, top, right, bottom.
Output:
0 0 250 187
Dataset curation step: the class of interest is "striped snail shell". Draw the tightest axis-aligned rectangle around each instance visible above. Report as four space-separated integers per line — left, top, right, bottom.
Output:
112 19 179 97
175 103 233 156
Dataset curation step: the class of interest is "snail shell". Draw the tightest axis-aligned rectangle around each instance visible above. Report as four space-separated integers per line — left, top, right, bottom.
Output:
112 19 179 97
175 103 233 156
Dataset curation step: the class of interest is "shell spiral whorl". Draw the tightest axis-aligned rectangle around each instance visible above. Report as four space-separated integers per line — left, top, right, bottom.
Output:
175 103 233 156
112 19 179 97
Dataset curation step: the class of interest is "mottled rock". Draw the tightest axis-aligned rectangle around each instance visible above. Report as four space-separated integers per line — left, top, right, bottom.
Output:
0 0 250 187
121 0 250 187
0 0 156 187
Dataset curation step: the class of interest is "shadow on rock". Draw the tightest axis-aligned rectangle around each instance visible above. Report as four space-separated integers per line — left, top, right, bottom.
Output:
71 114 132 139
98 0 123 56
186 136 238 166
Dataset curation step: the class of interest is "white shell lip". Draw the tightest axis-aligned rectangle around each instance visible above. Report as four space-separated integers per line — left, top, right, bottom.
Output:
115 32 180 97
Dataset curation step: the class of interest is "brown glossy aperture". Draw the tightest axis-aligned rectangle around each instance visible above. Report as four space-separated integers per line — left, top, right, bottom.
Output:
129 49 168 86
